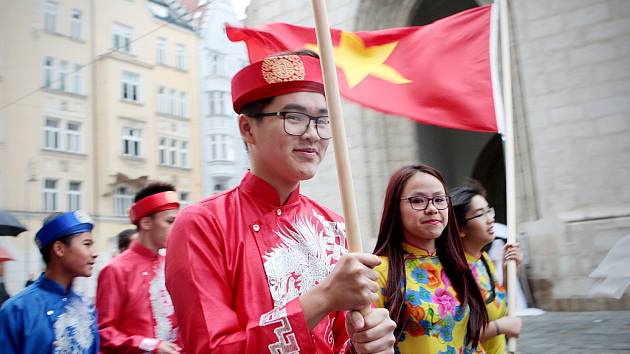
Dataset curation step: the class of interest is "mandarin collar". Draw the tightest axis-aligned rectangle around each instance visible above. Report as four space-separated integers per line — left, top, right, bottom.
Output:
129 240 160 259
239 171 301 206
402 242 437 257
464 251 482 263
36 273 74 296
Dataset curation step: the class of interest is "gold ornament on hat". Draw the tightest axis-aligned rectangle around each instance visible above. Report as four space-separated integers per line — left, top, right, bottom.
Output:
262 55 306 84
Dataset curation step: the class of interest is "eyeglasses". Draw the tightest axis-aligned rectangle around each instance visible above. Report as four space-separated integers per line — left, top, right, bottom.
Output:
464 207 495 222
248 111 332 140
400 195 450 211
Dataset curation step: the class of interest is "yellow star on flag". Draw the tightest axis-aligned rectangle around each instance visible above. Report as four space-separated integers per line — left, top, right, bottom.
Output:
305 31 411 88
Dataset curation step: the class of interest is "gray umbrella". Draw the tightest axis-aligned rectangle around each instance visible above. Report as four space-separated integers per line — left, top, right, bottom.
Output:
0 209 27 236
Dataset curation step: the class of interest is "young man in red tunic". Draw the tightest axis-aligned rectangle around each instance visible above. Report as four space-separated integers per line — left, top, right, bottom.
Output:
165 51 395 354
97 182 183 353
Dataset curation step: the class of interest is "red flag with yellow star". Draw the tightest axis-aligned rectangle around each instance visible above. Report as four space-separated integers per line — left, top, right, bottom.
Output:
226 5 498 132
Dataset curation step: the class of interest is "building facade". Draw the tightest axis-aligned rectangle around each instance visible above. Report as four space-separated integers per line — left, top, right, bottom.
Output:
243 0 630 310
0 0 202 296
189 0 249 196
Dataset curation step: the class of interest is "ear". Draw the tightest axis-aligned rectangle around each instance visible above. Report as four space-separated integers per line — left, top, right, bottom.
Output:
238 114 256 146
52 240 65 258
138 216 153 231
458 227 467 239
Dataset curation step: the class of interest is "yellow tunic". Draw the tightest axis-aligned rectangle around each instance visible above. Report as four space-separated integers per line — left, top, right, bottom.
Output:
375 242 484 354
466 252 508 354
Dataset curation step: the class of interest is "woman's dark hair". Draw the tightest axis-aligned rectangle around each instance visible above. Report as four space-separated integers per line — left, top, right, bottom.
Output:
451 180 487 227
373 165 488 348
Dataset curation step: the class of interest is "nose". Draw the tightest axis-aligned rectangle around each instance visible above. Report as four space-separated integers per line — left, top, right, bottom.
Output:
424 201 438 214
301 119 320 141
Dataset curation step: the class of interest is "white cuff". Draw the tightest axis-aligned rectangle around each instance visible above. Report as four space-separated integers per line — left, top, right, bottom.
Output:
139 338 159 352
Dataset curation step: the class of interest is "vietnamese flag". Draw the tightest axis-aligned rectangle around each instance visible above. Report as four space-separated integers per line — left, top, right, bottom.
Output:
226 5 497 132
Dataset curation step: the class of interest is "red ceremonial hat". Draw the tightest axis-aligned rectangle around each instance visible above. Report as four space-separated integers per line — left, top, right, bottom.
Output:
231 53 325 113
129 191 180 224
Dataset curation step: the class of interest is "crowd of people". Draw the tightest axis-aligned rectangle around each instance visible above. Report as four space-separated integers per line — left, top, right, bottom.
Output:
0 50 523 354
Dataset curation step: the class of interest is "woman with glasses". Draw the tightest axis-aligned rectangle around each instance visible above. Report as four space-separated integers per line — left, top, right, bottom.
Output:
451 183 522 354
373 164 488 353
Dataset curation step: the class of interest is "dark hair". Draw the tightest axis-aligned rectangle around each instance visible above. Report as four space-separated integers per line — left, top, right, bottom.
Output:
451 180 487 227
39 212 73 265
373 164 488 348
117 228 137 252
134 181 176 203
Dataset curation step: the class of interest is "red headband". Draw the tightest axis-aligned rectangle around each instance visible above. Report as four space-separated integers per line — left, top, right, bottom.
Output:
231 54 325 113
129 191 180 224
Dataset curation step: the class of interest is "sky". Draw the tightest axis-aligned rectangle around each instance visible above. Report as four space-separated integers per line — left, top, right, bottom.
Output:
230 0 250 20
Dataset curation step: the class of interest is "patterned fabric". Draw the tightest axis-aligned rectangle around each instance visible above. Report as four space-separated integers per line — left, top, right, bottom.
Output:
0 274 99 354
165 171 352 354
375 243 484 354
96 241 180 353
466 252 508 354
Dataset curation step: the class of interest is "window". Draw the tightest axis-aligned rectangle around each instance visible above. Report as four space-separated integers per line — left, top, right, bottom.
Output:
157 86 167 114
68 181 82 210
209 134 234 161
122 127 141 157
210 135 217 160
58 61 68 91
156 37 166 64
112 23 133 54
208 91 227 115
114 186 134 216
70 9 82 39
121 71 139 102
180 141 188 167
72 64 83 95
169 139 177 166
175 43 186 69
44 0 57 32
43 57 54 88
159 137 167 165
66 121 81 152
179 92 187 118
179 192 190 208
208 51 224 76
43 178 58 211
168 89 176 115
44 118 60 149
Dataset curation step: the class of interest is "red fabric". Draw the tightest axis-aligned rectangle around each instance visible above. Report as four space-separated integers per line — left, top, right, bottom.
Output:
226 5 497 132
129 191 179 224
231 54 325 113
96 242 182 353
165 172 352 354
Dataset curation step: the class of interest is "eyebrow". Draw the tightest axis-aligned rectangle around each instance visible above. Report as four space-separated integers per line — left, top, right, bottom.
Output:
282 103 328 115
409 192 446 197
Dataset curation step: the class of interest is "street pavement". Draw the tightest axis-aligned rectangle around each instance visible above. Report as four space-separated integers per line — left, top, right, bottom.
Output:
518 311 630 353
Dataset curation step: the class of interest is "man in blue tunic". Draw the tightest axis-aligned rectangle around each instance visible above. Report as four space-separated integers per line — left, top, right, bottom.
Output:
0 210 99 353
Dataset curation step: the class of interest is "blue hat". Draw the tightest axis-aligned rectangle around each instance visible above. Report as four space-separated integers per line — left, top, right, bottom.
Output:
35 211 94 249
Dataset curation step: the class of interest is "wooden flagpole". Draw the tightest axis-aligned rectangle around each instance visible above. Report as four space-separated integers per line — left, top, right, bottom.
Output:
310 0 363 254
499 0 519 352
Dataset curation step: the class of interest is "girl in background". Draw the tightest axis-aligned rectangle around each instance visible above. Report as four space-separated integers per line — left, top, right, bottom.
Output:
451 183 522 354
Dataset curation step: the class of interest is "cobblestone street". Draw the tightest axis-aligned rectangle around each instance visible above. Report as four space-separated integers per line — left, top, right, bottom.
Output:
518 311 630 353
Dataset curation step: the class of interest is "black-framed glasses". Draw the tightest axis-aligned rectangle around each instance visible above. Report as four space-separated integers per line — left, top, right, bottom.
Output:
248 111 332 140
400 195 450 211
464 207 495 222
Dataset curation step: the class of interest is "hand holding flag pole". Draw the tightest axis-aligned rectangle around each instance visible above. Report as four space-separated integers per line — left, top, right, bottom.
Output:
310 0 371 320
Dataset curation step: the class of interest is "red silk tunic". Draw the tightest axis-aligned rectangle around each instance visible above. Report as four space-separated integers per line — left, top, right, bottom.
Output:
165 172 351 354
96 242 181 353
